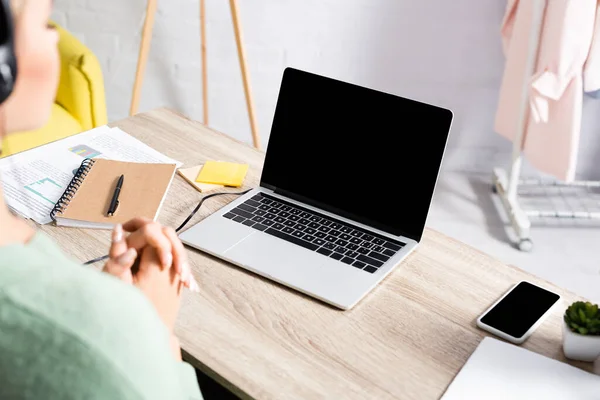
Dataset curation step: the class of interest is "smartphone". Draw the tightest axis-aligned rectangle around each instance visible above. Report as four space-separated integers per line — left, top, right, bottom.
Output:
476 281 561 344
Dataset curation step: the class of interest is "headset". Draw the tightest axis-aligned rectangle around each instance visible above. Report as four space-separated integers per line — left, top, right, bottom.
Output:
0 0 16 105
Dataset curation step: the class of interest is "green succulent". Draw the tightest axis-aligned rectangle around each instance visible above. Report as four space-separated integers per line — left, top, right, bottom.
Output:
564 301 600 335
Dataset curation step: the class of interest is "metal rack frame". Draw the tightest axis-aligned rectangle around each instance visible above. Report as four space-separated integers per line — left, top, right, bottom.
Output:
491 0 600 252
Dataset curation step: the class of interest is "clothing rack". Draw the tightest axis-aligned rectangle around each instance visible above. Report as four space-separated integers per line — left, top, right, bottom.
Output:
492 0 600 252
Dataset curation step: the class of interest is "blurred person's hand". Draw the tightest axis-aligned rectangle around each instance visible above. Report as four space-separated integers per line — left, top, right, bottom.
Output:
103 220 199 292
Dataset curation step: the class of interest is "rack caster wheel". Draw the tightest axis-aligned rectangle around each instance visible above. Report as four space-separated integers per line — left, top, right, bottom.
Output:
517 239 533 252
491 184 498 194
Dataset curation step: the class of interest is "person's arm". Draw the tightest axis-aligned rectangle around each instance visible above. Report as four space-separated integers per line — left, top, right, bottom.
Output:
102 219 203 399
177 362 205 400
115 223 203 399
0 253 202 400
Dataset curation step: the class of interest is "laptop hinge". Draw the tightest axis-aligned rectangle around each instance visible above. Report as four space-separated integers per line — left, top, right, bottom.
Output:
260 182 276 191
273 187 298 200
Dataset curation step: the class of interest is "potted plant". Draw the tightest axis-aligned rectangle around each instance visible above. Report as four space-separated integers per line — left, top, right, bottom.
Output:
563 301 600 362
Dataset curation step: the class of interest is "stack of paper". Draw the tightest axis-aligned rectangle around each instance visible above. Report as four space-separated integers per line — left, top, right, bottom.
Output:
0 125 181 225
441 337 599 400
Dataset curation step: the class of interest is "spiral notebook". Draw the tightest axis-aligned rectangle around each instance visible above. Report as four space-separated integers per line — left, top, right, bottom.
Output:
50 158 177 229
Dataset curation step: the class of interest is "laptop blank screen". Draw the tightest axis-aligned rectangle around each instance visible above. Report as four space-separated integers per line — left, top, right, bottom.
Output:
260 68 453 241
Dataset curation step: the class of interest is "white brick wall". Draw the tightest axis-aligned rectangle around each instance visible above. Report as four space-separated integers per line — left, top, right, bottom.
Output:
52 0 600 178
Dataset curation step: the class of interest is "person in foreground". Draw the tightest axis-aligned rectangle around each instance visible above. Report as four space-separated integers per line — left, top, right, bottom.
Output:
0 0 203 398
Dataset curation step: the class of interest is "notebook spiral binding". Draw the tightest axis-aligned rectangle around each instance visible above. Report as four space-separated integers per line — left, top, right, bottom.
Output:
50 158 96 221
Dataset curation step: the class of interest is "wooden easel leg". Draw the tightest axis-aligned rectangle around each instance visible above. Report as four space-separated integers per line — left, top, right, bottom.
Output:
229 0 261 149
130 0 158 116
201 0 209 125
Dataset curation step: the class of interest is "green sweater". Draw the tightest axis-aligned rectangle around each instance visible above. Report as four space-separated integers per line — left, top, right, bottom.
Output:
0 232 202 400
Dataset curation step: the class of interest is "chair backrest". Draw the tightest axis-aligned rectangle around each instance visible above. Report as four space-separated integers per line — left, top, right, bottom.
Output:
52 22 107 131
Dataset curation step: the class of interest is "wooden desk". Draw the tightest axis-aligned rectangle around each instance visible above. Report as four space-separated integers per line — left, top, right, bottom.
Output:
34 108 588 400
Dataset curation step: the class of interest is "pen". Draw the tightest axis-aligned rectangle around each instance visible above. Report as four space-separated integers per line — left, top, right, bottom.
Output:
107 174 124 217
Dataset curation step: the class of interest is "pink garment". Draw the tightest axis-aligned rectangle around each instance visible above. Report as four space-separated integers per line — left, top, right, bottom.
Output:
584 2 600 93
494 0 597 182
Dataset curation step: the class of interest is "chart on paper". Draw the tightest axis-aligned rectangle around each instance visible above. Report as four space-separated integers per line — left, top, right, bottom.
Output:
68 144 102 158
24 178 64 205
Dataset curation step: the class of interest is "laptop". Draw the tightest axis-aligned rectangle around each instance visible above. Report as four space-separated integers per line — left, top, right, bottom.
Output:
179 67 453 310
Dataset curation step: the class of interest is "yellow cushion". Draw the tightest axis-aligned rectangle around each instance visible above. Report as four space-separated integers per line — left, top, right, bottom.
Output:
53 22 107 131
1 103 82 157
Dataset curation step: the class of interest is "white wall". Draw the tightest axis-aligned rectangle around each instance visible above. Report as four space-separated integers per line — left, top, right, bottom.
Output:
52 0 600 178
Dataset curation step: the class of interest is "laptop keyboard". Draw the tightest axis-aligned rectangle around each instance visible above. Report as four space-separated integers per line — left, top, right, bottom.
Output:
222 192 405 274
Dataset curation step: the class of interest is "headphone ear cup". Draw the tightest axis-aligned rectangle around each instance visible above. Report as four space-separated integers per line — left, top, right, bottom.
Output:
0 0 17 105
0 52 17 105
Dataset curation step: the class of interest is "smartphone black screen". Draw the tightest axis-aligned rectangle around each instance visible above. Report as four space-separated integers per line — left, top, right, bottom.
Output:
480 281 560 339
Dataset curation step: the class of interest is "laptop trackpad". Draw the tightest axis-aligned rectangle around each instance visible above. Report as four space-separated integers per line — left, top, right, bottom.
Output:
224 232 325 281
179 217 254 255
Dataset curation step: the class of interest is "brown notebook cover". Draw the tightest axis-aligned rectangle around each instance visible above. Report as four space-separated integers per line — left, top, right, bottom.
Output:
51 159 177 229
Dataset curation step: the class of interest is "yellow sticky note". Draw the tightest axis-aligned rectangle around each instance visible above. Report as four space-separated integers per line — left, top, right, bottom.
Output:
178 165 223 193
195 160 249 187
